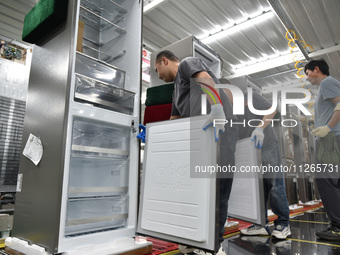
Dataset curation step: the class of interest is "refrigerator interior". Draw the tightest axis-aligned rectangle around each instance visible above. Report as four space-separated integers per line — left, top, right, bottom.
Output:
58 0 142 252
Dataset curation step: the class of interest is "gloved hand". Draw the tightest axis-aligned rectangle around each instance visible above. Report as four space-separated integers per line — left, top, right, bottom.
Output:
137 124 146 143
292 113 307 124
251 127 264 149
202 104 226 142
292 113 314 127
311 125 332 137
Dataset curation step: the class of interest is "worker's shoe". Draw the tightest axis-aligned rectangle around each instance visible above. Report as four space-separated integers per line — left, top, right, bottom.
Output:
178 245 195 254
315 224 340 241
177 244 225 255
178 245 213 255
271 225 291 239
240 224 271 236
215 243 226 255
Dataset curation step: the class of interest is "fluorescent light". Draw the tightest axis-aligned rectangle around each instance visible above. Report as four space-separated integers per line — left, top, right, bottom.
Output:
201 11 274 44
226 53 303 79
144 0 165 13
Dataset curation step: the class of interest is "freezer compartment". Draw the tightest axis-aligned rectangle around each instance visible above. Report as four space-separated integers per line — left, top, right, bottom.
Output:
81 0 127 25
71 118 130 158
79 5 126 47
75 52 125 88
68 156 129 198
65 195 128 236
74 73 134 114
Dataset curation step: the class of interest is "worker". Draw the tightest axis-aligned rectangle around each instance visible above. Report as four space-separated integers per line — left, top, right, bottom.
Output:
303 59 340 241
239 91 291 239
154 50 238 255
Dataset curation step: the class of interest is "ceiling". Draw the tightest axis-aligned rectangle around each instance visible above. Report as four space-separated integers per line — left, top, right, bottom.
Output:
143 0 340 94
1 0 339 94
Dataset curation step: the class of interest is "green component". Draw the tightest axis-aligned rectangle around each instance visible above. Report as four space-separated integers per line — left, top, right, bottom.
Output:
145 83 174 106
317 132 340 165
22 0 68 44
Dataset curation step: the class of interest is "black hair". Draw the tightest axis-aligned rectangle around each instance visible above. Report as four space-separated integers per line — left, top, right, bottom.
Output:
155 50 179 63
304 59 330 76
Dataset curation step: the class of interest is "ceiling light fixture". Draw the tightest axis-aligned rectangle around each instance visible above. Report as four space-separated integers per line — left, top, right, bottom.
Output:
200 11 274 44
144 0 166 13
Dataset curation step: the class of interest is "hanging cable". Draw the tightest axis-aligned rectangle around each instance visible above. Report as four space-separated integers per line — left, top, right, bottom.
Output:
285 29 315 115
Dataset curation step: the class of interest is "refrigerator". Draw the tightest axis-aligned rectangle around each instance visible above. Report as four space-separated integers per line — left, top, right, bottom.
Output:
11 0 144 254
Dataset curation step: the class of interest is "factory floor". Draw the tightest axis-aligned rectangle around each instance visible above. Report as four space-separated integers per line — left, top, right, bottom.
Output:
156 207 340 255
1 207 339 255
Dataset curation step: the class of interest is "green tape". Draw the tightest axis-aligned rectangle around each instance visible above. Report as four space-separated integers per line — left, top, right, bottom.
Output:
22 0 68 44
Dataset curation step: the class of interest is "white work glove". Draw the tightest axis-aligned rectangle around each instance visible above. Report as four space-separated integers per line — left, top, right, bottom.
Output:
292 113 315 129
292 113 314 127
251 128 264 149
292 113 307 123
311 125 332 137
202 104 226 142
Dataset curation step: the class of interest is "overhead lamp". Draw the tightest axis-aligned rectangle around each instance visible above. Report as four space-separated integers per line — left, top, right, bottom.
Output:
144 0 166 13
201 11 274 44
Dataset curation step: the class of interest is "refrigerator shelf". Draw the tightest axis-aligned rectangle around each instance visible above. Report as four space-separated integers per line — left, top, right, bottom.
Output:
80 43 127 63
81 0 127 24
79 5 126 46
66 213 128 226
75 52 125 88
74 93 133 114
71 145 129 156
68 187 128 197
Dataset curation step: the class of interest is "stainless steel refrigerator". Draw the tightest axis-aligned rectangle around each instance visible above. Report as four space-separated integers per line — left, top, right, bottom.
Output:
12 0 143 253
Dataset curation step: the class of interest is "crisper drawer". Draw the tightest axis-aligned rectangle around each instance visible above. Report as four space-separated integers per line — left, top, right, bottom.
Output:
75 52 125 88
65 195 128 236
75 73 134 115
68 156 129 198
71 118 130 157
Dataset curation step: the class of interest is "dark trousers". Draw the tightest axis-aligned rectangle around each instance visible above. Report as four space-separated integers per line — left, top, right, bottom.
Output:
218 125 237 243
315 135 340 226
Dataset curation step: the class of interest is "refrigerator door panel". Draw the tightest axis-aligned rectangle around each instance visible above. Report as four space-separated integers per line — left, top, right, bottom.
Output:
228 138 266 225
138 116 218 252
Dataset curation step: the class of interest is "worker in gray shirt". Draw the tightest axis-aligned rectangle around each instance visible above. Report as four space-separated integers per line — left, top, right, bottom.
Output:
303 59 340 241
154 50 238 255
239 91 291 239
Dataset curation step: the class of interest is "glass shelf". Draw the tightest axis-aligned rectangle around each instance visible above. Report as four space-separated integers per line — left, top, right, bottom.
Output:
68 187 128 198
74 73 134 114
71 145 129 156
79 5 126 46
82 43 127 63
81 0 127 25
